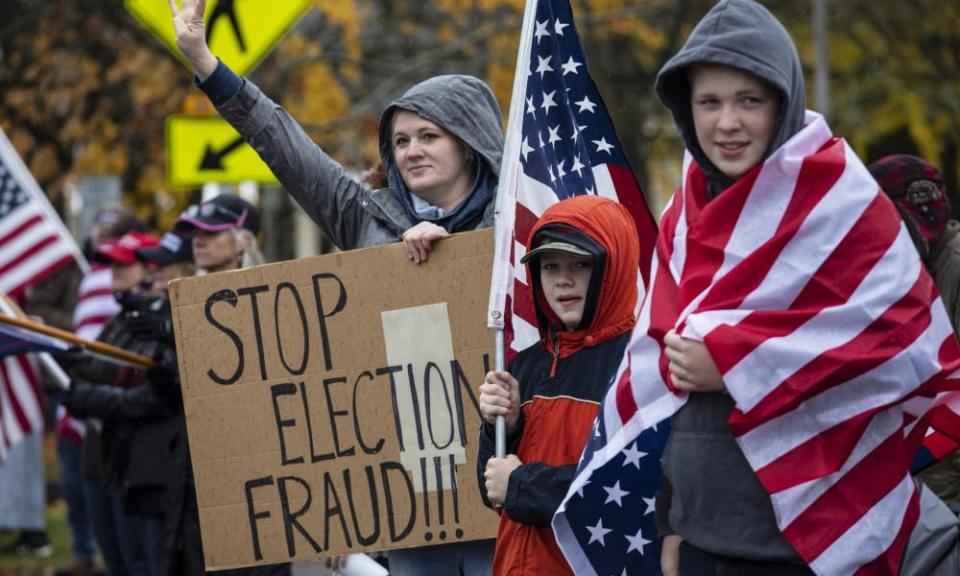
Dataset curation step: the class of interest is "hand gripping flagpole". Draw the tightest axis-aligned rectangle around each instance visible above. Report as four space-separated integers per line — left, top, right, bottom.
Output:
488 0 538 460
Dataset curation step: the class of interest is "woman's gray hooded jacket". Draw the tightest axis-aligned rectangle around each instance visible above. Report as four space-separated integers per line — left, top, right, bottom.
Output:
213 72 503 250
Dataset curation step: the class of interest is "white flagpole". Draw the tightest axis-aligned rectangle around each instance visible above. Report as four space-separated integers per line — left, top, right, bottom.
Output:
490 0 539 459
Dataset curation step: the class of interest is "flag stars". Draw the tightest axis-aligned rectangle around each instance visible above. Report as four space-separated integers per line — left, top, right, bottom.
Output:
547 125 562 147
534 19 551 43
571 155 586 176
554 19 569 36
571 124 587 143
575 95 598 113
520 137 534 163
625 528 652 555
603 481 630 506
556 160 567 179
621 442 646 468
643 496 656 515
536 55 554 79
526 96 536 116
541 90 558 114
575 478 591 497
561 56 583 76
593 137 615 155
548 165 557 184
586 519 612 546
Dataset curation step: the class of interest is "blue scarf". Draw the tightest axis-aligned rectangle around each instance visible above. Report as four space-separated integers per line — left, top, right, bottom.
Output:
389 163 495 233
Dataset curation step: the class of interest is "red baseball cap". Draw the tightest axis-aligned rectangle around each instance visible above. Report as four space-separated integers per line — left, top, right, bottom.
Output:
94 232 160 265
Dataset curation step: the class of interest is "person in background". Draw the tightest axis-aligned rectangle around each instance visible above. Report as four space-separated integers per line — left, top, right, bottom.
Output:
61 231 160 576
64 227 197 576
164 194 288 576
869 154 960 507
56 207 148 576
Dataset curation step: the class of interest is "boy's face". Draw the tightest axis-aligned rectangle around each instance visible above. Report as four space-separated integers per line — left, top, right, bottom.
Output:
689 64 780 180
539 251 594 331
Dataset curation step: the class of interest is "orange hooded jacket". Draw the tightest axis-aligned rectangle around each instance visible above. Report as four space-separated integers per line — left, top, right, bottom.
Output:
478 196 640 575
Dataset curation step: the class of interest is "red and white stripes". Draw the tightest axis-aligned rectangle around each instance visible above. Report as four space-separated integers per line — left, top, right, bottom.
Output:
594 111 960 575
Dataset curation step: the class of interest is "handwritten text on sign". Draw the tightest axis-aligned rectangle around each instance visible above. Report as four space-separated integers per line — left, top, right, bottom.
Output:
169 230 498 570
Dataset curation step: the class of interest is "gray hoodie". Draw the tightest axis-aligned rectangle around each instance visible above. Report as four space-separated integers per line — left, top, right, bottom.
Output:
652 0 807 563
656 0 806 194
215 73 503 250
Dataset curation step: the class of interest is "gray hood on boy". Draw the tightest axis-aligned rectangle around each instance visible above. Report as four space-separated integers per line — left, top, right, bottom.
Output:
655 0 806 192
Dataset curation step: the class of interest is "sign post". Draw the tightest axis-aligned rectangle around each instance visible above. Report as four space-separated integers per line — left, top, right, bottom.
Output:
166 116 279 186
126 0 313 76
127 0 313 187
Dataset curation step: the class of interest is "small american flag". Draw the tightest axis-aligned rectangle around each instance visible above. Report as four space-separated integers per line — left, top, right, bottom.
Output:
0 128 82 297
487 0 656 354
559 111 960 575
0 127 85 460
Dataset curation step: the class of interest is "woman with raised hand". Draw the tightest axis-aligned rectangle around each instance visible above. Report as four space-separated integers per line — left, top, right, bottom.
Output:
167 0 503 265
167 2 501 574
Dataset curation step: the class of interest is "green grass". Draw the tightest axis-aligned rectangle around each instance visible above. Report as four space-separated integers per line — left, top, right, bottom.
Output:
0 500 72 575
0 433 83 575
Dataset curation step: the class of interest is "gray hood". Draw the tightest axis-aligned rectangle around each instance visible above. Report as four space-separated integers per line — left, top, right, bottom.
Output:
655 0 805 192
377 75 504 178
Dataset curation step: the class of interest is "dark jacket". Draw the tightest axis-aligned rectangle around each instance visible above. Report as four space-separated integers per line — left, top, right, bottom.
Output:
477 196 640 575
202 64 504 249
652 0 806 562
64 301 180 516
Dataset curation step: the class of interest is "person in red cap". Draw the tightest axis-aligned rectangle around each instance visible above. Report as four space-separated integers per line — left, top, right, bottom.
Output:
93 231 161 299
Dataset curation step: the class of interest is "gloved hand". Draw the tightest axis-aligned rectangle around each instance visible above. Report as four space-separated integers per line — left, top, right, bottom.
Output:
147 351 179 386
125 311 174 343
61 382 91 418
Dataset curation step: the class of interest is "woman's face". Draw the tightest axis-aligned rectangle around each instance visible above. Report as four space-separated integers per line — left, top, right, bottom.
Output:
689 64 780 180
192 229 239 272
391 110 474 210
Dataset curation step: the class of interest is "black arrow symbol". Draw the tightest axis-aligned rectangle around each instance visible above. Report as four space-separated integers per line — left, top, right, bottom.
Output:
198 136 245 171
206 0 246 53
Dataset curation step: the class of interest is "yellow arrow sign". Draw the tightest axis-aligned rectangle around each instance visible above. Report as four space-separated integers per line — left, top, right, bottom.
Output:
126 0 312 76
166 116 279 186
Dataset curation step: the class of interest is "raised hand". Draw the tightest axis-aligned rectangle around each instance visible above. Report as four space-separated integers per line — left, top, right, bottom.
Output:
168 0 218 80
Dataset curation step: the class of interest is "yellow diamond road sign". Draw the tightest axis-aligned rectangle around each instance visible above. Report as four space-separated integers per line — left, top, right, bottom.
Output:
166 116 278 186
126 0 312 76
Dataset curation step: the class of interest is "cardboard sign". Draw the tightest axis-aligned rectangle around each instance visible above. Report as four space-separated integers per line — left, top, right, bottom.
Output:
169 229 499 570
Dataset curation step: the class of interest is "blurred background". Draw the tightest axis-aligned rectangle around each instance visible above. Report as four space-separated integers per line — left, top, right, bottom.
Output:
0 1 958 571
2 0 957 262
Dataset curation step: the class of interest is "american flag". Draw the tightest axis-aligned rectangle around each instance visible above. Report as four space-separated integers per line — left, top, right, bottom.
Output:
487 0 656 355
0 127 85 460
72 264 119 342
558 110 960 575
487 0 661 573
0 128 83 297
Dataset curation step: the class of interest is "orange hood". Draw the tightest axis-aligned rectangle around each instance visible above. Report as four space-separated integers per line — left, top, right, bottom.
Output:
525 196 640 359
